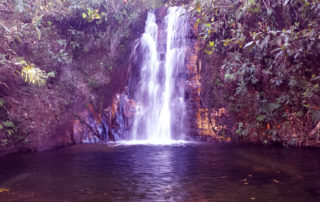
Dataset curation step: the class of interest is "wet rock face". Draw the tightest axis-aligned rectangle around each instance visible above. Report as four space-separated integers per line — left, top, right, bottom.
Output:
72 94 135 143
184 18 232 142
184 36 201 137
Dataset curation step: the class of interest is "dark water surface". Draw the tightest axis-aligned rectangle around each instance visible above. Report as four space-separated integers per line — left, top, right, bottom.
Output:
0 143 320 201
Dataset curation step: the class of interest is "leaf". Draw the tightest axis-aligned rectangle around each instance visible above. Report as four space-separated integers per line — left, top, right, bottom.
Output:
15 60 27 66
196 6 201 13
47 72 55 77
3 121 14 128
6 129 14 136
16 60 50 86
223 39 231 46
35 27 41 40
244 41 255 48
296 111 304 117
0 23 10 33
289 78 297 87
82 13 87 19
275 51 283 60
311 75 320 81
204 49 213 55
87 8 92 15
259 34 270 49
93 14 100 20
284 0 290 6
256 115 266 122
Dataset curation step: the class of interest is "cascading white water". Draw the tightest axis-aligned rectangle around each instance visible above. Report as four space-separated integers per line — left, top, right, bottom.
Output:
130 7 189 143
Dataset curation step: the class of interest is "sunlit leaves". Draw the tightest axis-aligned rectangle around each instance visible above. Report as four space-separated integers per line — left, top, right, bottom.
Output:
1 120 17 138
244 41 255 48
194 1 202 13
82 8 101 23
256 115 266 122
223 39 231 46
2 121 14 128
204 40 215 55
15 60 55 86
204 49 213 55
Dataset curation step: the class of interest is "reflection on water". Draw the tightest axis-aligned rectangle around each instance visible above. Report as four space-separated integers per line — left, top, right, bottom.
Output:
114 140 193 145
0 143 320 201
130 146 176 201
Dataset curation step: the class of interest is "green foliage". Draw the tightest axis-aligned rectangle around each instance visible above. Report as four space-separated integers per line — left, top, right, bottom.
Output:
1 120 17 138
236 122 249 137
32 14 44 40
192 0 320 145
15 60 55 86
82 8 101 23
0 119 27 146
2 121 14 128
87 78 100 90
0 99 4 108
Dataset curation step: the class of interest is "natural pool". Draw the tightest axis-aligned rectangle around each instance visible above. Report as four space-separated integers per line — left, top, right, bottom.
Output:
0 143 320 201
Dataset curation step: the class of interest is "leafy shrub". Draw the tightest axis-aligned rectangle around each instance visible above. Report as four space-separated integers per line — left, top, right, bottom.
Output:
191 0 320 145
15 60 55 86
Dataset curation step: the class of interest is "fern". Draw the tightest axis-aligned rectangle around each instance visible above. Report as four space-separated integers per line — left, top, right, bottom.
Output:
15 60 55 86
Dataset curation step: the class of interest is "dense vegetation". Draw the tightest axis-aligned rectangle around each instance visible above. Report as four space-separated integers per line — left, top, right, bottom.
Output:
0 0 319 151
0 0 168 151
192 0 320 146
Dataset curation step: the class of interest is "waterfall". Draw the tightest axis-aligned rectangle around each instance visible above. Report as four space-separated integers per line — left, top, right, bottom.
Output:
130 7 189 143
